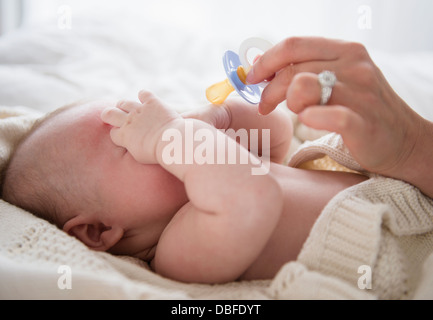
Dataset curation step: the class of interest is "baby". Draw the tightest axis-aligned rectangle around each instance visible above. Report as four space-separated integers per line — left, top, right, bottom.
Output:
1 91 367 284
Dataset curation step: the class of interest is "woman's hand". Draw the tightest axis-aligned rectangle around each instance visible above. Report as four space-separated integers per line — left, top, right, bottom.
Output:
247 37 433 197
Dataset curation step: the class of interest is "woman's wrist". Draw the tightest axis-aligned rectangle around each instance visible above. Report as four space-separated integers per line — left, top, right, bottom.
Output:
391 115 433 198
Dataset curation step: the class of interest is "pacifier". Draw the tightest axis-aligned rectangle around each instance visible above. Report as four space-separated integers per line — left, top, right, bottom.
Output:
206 37 273 105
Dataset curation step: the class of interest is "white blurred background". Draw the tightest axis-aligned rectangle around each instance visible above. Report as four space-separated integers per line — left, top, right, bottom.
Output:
1 0 432 52
0 0 432 117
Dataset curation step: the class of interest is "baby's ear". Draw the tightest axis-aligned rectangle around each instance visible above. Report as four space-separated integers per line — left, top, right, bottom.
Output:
63 216 124 252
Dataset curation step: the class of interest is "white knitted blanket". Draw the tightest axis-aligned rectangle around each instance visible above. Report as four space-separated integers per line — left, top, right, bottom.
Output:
1 106 433 300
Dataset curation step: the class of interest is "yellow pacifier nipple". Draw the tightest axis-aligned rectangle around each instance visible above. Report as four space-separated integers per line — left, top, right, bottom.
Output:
206 78 235 105
206 66 249 105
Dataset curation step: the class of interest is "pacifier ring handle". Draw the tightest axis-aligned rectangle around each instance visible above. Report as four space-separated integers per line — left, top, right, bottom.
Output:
205 38 273 105
238 37 273 72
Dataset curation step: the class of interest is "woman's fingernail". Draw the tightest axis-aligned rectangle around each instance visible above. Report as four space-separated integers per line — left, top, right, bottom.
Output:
253 54 262 64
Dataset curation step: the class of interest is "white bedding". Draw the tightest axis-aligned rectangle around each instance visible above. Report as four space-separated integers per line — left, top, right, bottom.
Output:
1 15 433 300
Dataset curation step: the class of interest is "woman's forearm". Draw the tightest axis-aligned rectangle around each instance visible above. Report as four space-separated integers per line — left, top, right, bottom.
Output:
392 117 433 198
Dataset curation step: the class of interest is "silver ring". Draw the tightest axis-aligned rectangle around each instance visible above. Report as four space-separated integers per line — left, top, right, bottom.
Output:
318 71 337 105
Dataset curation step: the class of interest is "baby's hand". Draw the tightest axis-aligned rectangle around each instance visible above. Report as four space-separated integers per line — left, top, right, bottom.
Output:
181 103 231 130
101 91 182 164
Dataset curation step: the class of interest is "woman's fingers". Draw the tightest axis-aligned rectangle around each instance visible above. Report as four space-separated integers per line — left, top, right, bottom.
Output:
257 60 340 115
248 37 372 115
285 72 352 114
284 73 323 114
298 105 365 143
259 69 351 116
247 37 344 84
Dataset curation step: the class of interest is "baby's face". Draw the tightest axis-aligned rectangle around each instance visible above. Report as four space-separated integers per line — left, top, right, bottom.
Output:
49 101 188 256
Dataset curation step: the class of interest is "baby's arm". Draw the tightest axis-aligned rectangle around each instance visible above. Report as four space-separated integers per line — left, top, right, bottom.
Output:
183 98 293 164
101 92 283 284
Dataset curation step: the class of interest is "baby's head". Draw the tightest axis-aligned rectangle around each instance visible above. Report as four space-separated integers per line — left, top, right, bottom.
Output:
1 101 187 260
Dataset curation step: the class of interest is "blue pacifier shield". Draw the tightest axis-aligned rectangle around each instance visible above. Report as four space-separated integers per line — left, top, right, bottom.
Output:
223 50 261 104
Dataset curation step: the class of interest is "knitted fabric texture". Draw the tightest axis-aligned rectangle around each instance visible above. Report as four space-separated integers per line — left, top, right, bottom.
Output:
287 133 433 299
1 107 432 299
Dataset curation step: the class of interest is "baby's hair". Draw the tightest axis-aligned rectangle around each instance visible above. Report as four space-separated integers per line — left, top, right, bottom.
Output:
0 100 90 228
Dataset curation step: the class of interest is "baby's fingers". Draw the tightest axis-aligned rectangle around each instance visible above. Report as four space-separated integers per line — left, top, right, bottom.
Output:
116 100 142 113
101 100 142 126
101 107 128 128
109 127 126 148
138 90 157 104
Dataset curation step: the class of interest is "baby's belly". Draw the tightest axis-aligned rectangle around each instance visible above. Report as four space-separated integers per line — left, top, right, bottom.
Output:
238 163 368 281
